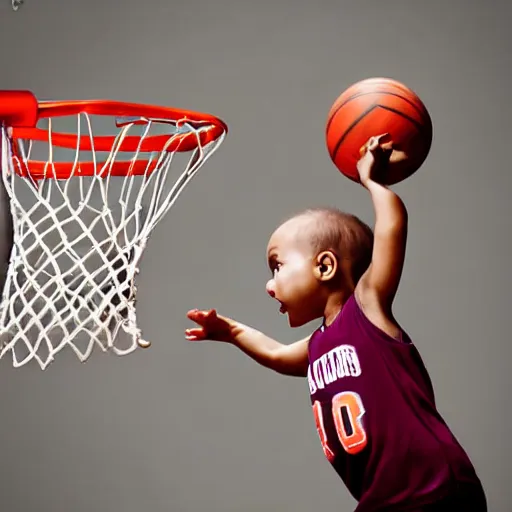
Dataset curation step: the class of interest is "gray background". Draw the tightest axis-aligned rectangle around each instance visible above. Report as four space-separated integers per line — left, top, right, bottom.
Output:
0 0 510 510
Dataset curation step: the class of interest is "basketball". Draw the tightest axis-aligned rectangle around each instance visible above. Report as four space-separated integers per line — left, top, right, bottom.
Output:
326 77 433 185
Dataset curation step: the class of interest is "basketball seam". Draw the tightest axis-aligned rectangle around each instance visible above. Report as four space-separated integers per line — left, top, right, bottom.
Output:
326 90 428 135
331 104 429 162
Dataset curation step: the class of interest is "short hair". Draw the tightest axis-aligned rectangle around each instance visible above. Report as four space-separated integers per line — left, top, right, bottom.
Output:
290 207 374 285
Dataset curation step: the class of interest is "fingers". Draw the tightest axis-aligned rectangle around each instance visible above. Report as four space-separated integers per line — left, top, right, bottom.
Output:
380 141 394 152
185 308 230 342
184 327 208 341
185 309 218 341
185 327 205 336
186 309 216 322
367 133 392 151
360 133 392 153
389 148 408 164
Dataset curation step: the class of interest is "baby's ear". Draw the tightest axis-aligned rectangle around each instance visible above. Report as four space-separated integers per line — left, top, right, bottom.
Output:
314 251 338 282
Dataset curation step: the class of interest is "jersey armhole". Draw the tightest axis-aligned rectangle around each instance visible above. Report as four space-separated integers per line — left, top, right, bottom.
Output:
351 294 413 345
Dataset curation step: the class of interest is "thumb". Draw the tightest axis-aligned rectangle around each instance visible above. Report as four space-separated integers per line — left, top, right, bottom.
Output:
369 133 392 151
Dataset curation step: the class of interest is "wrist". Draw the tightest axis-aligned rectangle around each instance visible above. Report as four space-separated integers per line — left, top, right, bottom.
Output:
230 322 268 348
362 178 388 193
229 320 253 345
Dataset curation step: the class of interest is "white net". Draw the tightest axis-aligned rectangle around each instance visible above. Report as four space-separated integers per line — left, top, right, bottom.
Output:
0 110 226 369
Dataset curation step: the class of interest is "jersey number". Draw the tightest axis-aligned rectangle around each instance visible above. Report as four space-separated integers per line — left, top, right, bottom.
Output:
312 391 367 460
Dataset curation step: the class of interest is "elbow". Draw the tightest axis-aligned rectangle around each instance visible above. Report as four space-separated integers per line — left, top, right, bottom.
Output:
270 352 292 375
271 351 308 377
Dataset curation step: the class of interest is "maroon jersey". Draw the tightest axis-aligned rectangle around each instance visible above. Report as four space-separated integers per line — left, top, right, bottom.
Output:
307 294 485 511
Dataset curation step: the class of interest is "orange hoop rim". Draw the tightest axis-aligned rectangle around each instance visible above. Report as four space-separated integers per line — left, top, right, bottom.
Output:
0 90 228 180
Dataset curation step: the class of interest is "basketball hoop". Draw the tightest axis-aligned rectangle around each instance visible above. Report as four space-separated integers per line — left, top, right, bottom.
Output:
0 90 227 369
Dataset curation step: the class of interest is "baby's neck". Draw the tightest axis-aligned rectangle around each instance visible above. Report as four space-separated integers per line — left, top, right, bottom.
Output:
322 287 353 327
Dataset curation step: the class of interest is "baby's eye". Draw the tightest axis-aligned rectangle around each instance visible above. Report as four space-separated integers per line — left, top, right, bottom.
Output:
273 263 282 275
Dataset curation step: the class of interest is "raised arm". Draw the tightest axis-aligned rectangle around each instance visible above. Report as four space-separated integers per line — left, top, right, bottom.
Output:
354 135 408 336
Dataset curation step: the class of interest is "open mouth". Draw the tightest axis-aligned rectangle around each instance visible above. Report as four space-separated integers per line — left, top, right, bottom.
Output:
279 302 287 314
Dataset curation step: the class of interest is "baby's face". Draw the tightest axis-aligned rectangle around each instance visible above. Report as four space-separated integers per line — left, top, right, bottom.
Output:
266 218 323 327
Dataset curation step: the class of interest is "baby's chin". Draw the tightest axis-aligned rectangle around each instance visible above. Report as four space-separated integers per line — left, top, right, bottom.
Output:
287 312 310 329
286 307 324 328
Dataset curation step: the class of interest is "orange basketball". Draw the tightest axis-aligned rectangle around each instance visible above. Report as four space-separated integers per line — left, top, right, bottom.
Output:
326 78 433 185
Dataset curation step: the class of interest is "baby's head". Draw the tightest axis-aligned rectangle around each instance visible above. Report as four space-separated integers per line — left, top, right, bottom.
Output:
266 207 373 327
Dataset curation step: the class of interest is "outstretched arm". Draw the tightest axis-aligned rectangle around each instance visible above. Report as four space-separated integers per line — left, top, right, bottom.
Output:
186 309 310 377
354 135 408 335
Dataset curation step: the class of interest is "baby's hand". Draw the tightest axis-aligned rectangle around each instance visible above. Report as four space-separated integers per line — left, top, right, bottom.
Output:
185 309 235 343
357 134 393 186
